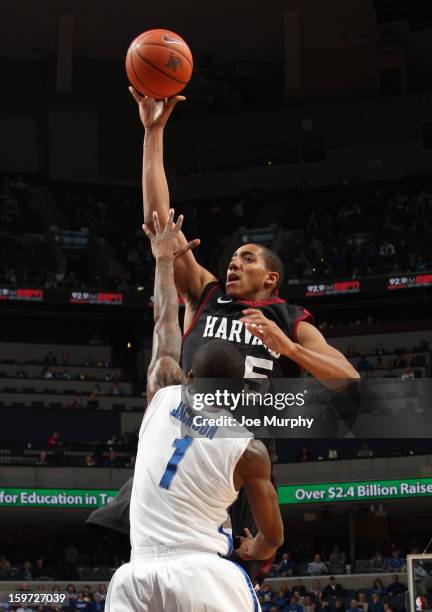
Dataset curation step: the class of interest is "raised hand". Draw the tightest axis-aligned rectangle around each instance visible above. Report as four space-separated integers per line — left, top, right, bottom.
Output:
142 209 199 261
129 87 185 129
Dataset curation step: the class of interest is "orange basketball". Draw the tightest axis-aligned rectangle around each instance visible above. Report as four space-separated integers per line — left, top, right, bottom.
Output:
126 29 193 99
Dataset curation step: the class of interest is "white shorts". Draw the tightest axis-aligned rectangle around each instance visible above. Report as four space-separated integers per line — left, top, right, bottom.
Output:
106 545 260 612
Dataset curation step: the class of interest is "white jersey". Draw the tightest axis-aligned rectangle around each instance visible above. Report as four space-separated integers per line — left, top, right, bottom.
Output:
130 385 252 557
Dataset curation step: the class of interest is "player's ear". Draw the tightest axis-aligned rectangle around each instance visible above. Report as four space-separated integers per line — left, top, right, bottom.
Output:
265 271 279 291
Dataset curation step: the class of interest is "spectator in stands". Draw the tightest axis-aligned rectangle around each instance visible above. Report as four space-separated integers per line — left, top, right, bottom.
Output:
393 354 407 369
97 585 107 599
107 434 120 447
33 558 51 580
72 592 90 610
308 554 328 576
66 584 77 598
62 351 71 365
310 580 322 603
334 598 345 612
276 552 295 577
44 368 53 379
274 589 289 609
322 576 344 600
370 579 387 597
36 450 49 466
347 600 363 612
386 575 406 596
357 355 372 373
47 432 60 449
63 541 79 580
370 594 384 612
84 454 97 467
109 382 124 396
329 546 346 568
125 455 136 468
304 595 316 612
401 367 414 380
103 450 118 468
346 346 359 358
357 442 373 458
383 604 392 612
357 593 369 612
386 549 406 573
18 561 33 581
86 391 99 410
293 589 306 606
298 447 313 462
371 551 386 573
91 593 105 611
1 354 15 364
105 372 118 383
375 344 386 356
287 595 304 612
72 394 84 410
0 556 13 579
259 584 275 604
294 579 308 597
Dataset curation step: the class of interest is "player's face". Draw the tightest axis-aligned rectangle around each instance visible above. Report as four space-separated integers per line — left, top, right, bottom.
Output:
226 244 275 299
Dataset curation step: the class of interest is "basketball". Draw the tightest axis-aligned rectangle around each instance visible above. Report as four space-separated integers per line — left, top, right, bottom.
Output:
125 29 193 99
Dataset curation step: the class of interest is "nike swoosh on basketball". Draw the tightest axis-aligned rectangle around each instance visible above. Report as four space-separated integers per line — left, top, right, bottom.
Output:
163 35 187 46
217 297 233 304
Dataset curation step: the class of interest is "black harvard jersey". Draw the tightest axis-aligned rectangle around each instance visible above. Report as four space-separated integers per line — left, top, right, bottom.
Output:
181 282 313 377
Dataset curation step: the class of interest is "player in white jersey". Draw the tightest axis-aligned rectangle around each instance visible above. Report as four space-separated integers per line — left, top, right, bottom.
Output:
106 210 284 611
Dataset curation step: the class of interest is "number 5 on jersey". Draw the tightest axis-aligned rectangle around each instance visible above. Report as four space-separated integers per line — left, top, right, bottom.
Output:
159 436 193 490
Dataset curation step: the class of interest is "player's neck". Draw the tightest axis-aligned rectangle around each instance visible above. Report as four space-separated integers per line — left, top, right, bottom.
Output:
238 288 273 302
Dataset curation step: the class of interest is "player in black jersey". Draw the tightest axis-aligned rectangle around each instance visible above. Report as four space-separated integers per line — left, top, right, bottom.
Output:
129 88 359 384
89 91 359 587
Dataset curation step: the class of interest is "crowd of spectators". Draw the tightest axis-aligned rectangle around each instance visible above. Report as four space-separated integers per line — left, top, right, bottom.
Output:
270 548 408 578
2 172 432 292
254 572 409 612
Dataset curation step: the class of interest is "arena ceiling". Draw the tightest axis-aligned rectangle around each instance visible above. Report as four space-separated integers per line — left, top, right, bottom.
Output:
1 0 379 62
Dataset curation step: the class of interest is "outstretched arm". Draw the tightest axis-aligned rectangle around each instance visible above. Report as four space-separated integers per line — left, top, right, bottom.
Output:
234 439 284 561
145 210 186 403
129 89 216 310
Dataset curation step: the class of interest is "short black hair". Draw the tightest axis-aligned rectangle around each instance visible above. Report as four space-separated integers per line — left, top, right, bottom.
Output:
255 244 284 290
191 339 244 379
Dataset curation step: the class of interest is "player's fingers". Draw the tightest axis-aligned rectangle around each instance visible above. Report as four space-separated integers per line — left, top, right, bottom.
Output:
243 528 253 539
128 86 142 103
153 211 161 233
245 323 265 337
165 208 175 230
166 95 186 110
242 308 264 317
142 224 154 240
174 239 200 260
240 315 263 324
173 213 184 232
